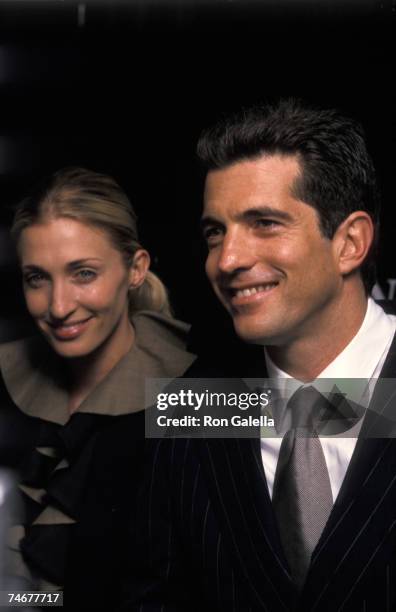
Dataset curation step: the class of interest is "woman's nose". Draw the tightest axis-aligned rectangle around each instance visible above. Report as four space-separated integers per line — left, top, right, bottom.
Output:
49 281 77 320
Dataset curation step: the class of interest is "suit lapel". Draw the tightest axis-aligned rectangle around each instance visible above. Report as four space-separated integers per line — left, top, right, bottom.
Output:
186 348 296 608
190 353 297 609
190 328 396 609
197 435 296 611
314 330 396 538
300 331 396 609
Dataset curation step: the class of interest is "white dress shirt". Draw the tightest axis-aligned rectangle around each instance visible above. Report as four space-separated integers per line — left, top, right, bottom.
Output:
261 298 396 502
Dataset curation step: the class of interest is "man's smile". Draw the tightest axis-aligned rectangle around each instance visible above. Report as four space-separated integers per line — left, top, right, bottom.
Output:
223 282 280 307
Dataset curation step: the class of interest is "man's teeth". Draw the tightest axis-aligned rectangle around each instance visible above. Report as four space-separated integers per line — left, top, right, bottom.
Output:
235 284 277 298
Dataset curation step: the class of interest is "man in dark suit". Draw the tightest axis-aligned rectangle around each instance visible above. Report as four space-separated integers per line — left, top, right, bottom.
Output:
129 99 396 611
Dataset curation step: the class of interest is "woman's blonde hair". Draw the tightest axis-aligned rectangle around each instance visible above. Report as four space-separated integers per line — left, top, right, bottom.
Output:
11 167 172 317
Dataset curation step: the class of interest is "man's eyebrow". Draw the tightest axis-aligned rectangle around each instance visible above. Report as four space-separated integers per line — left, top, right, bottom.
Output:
200 206 293 230
241 206 293 223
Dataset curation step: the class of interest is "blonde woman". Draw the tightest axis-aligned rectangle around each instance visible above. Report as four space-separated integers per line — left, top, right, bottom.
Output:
0 167 195 608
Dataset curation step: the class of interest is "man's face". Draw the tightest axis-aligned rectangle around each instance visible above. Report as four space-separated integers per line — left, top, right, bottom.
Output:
202 154 343 346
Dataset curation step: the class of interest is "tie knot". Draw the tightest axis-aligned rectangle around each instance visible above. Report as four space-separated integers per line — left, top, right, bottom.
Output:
288 385 324 430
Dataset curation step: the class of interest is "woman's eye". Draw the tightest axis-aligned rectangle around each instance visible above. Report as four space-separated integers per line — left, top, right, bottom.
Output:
75 269 97 282
24 273 46 288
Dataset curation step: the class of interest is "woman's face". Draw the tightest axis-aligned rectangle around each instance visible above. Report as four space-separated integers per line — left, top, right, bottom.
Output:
18 217 149 360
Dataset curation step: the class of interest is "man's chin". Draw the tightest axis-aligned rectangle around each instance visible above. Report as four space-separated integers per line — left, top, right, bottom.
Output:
231 320 272 346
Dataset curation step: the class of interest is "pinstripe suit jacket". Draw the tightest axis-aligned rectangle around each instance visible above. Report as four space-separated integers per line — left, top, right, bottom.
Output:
129 334 396 612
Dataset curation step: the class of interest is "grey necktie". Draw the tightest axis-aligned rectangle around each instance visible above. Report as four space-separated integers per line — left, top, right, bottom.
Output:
272 385 333 589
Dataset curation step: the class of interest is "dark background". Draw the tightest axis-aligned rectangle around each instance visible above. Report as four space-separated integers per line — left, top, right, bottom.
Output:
0 0 394 336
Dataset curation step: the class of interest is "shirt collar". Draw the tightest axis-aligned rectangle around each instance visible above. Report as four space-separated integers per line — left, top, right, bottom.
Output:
263 298 396 430
265 298 396 382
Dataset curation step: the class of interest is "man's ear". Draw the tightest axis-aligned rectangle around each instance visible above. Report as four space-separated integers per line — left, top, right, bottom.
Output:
333 211 374 276
128 249 150 289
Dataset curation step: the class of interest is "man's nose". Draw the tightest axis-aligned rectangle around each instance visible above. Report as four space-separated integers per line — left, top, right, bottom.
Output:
217 231 256 275
49 281 76 320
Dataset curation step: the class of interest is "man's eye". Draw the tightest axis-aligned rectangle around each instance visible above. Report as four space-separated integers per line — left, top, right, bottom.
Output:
75 269 97 283
203 227 222 242
255 219 279 229
24 273 46 288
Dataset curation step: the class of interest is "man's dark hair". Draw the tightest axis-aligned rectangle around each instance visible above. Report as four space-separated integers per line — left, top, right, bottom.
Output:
197 98 380 292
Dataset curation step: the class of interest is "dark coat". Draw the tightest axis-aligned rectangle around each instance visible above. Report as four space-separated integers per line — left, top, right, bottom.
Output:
0 312 194 611
0 377 145 611
127 321 396 611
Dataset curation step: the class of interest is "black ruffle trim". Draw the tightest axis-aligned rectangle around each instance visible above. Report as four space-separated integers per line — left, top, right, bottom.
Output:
20 413 114 586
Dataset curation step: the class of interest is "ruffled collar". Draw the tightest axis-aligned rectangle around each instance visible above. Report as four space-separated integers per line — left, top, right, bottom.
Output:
0 311 195 425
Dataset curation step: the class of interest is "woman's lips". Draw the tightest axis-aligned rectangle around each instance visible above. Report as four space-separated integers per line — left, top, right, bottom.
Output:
47 317 93 340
